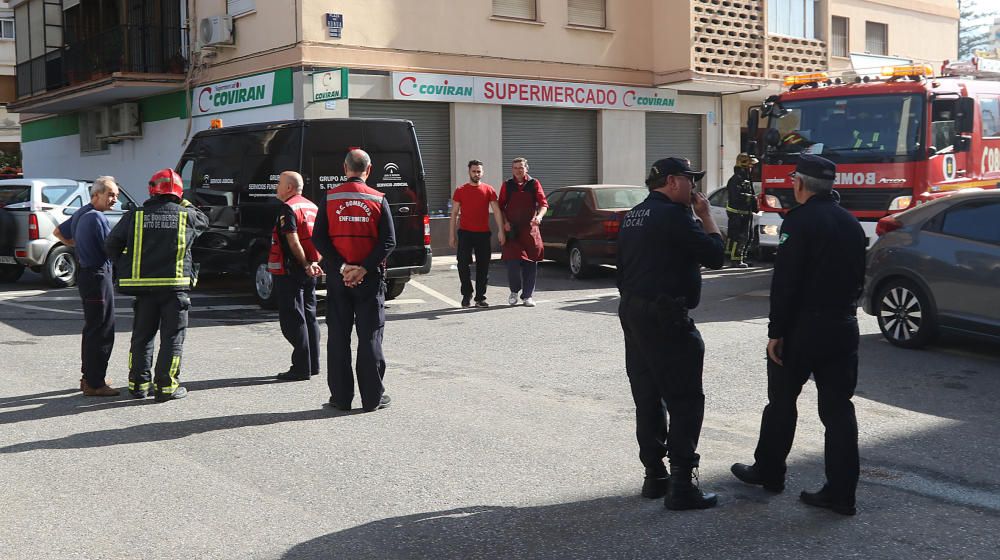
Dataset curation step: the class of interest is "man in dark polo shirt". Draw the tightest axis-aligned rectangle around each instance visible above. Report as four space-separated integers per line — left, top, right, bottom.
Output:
54 176 122 396
449 159 506 307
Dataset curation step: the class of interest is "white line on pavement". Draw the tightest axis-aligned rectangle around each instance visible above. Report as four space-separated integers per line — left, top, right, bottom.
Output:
406 279 461 308
0 300 82 315
385 299 427 305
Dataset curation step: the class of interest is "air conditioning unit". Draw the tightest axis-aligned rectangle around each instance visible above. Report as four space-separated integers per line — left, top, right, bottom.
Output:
107 103 141 138
199 15 235 47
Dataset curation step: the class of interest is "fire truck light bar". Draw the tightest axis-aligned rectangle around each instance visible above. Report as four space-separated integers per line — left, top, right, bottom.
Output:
881 64 934 78
783 73 829 87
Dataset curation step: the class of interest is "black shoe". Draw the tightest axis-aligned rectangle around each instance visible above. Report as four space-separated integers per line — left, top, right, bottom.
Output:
276 370 310 381
799 486 856 516
461 296 472 308
363 393 391 412
129 389 149 399
153 386 187 403
475 299 489 308
328 397 351 411
310 371 319 377
664 470 718 510
730 463 785 493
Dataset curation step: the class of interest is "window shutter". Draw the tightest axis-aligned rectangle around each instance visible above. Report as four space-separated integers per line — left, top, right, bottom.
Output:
831 16 848 57
865 22 887 56
493 0 536 20
568 0 605 28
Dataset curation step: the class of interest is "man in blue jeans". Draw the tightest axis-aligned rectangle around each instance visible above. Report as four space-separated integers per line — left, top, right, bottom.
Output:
54 176 122 396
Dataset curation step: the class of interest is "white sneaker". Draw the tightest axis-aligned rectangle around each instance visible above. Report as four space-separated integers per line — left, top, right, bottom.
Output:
522 297 536 307
508 292 519 306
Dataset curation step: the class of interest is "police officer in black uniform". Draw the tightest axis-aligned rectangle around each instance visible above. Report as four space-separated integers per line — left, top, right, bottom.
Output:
106 169 209 403
725 153 758 268
617 157 725 510
731 154 866 516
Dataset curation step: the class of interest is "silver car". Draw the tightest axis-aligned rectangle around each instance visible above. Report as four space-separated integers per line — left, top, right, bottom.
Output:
862 190 1000 348
0 178 137 287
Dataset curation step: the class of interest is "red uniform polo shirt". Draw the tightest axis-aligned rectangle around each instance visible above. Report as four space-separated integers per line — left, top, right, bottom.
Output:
452 182 498 233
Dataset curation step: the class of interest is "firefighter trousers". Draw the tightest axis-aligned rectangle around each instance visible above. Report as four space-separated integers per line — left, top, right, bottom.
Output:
326 279 386 411
726 212 752 262
77 264 115 389
128 291 191 396
275 273 320 376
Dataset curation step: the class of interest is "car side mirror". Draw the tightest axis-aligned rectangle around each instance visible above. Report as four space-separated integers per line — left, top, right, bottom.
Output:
955 136 971 152
122 201 137 211
955 97 974 134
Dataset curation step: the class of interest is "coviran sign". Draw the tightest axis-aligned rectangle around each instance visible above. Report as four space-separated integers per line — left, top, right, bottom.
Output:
392 72 677 112
194 72 278 116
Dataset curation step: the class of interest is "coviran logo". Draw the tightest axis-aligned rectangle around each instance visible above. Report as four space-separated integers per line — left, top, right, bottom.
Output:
198 80 267 113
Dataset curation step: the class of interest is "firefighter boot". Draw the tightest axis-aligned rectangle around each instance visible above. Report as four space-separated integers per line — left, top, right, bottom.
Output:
641 465 670 499
664 467 718 510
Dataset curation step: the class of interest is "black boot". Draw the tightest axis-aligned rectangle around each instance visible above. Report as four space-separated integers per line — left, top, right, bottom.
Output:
641 466 669 499
664 468 718 510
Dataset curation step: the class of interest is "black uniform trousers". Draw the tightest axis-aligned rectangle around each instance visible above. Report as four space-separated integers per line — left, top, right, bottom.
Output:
726 212 752 261
77 264 115 388
457 229 492 301
619 294 706 472
275 272 320 375
754 315 860 502
326 278 386 410
128 291 190 395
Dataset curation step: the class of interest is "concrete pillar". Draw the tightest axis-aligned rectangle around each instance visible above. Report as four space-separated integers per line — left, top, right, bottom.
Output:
598 109 646 186
451 103 503 190
720 94 743 187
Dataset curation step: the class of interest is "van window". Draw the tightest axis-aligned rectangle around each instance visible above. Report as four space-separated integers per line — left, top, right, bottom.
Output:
0 185 30 206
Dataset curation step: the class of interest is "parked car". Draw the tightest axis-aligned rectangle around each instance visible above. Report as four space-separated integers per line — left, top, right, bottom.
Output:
862 190 1000 348
538 184 647 278
0 178 138 287
176 118 432 308
706 187 777 260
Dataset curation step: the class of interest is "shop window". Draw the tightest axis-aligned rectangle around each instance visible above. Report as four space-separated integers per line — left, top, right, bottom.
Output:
493 0 537 21
831 16 848 57
568 0 605 28
865 21 887 56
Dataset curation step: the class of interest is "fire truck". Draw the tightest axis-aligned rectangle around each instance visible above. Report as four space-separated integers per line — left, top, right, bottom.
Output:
747 59 1000 246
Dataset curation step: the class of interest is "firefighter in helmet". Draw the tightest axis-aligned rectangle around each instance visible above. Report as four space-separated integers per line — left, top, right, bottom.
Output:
105 169 209 402
725 153 759 268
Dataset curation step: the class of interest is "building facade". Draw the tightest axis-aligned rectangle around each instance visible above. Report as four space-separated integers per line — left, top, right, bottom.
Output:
0 2 19 170
11 0 959 247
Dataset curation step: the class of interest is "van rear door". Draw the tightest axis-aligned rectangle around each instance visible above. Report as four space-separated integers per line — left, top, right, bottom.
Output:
303 119 428 270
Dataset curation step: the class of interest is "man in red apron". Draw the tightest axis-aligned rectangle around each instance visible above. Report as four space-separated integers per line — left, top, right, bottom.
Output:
499 157 548 307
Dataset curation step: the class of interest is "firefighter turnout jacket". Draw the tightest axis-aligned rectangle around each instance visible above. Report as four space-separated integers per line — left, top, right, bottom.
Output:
268 194 320 275
725 171 757 215
106 196 209 294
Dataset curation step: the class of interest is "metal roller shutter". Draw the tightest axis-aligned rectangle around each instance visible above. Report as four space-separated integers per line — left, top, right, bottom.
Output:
350 100 452 214
502 106 597 190
645 112 704 174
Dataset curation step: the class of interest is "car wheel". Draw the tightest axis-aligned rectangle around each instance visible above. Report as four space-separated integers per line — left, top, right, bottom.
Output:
0 264 25 283
43 246 77 288
253 253 277 309
386 278 406 300
568 242 594 279
875 278 937 349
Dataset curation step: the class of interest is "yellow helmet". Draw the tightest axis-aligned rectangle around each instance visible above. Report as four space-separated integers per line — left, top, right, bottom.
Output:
736 153 759 168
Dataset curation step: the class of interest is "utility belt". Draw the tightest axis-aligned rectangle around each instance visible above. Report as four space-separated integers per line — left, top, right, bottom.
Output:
622 291 693 333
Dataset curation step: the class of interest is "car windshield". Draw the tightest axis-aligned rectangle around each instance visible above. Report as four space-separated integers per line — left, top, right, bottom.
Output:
766 94 925 163
594 187 647 209
0 185 30 207
41 185 80 205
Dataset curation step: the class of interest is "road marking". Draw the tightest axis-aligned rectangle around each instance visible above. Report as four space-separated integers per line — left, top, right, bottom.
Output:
0 300 82 315
385 299 426 305
406 279 461 308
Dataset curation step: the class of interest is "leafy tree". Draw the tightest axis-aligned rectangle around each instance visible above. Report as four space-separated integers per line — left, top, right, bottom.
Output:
959 0 998 59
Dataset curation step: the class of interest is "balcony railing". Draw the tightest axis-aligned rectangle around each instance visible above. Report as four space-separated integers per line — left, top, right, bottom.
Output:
16 24 188 99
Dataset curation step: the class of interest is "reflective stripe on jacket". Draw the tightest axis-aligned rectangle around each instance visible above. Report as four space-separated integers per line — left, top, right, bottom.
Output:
268 194 320 275
325 180 384 265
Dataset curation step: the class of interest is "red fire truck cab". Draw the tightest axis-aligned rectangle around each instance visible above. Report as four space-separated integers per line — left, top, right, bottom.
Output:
748 62 1000 246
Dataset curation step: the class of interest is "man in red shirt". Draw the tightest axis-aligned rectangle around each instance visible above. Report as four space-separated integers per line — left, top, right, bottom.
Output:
449 160 506 307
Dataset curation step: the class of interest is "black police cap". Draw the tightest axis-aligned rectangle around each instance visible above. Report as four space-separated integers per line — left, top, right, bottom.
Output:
794 154 836 180
646 157 706 186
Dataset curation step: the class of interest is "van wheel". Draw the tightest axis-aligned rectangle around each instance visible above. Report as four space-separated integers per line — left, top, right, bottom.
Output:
253 253 277 309
875 278 937 349
386 278 406 300
568 242 595 279
43 246 77 288
0 264 25 283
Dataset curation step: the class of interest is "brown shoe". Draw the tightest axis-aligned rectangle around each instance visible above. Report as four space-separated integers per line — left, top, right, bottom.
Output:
82 381 121 397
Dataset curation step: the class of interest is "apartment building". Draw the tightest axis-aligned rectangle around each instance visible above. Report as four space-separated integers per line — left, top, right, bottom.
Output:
0 2 18 164
10 0 958 237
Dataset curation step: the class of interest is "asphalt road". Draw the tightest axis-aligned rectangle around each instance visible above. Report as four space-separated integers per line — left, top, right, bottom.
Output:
1 258 998 559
